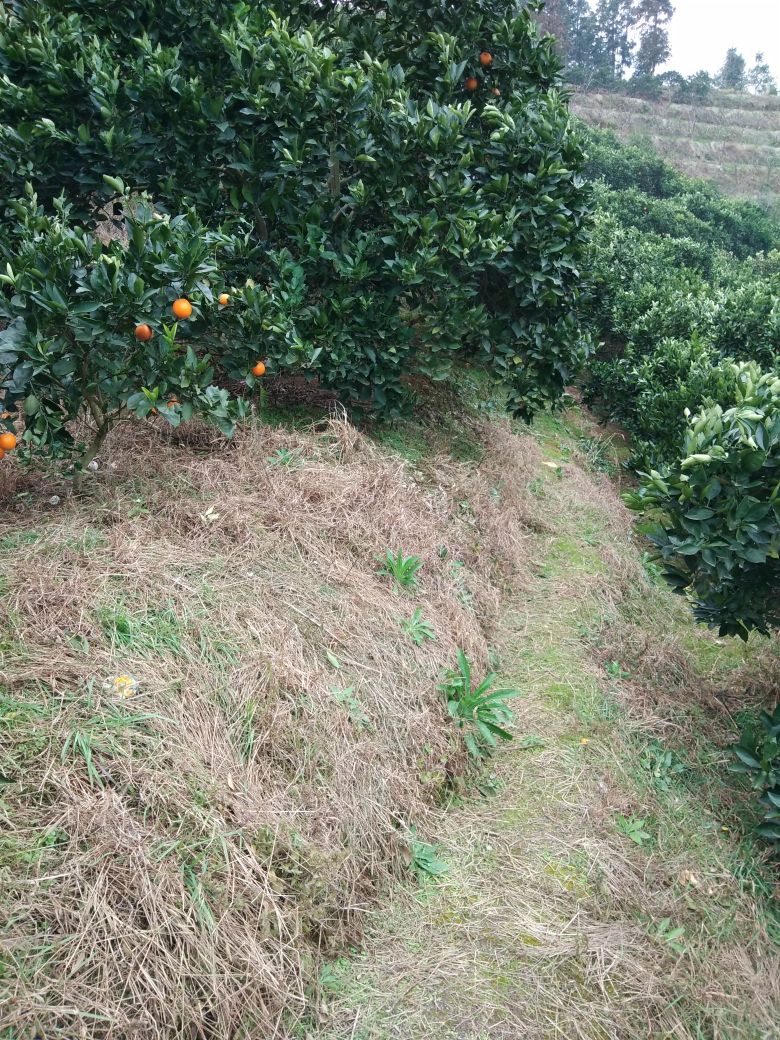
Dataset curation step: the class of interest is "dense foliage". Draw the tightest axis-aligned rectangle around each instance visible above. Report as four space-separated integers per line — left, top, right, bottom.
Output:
582 129 780 644
732 703 780 844
0 0 591 471
583 121 779 840
626 364 780 638
582 129 780 468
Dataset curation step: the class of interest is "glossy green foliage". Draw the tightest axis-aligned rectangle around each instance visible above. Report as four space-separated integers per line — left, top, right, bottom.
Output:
586 334 738 467
581 132 780 468
731 704 780 843
625 364 780 638
0 0 592 435
0 187 251 465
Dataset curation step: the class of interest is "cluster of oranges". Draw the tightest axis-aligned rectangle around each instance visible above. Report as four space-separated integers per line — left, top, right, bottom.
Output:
0 295 268 460
134 296 267 385
464 51 501 96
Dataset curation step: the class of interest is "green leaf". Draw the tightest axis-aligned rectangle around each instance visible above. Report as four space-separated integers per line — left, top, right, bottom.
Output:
734 747 761 770
102 174 125 194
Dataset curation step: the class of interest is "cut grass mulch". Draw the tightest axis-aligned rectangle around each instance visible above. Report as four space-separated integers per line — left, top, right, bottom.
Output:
0 400 777 1039
308 409 780 1040
0 406 539 1038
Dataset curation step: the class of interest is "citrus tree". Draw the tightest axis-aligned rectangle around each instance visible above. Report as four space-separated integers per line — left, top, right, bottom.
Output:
626 363 780 639
0 185 291 482
0 0 591 473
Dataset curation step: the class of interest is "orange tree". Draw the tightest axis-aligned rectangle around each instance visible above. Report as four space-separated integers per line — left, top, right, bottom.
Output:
0 185 303 480
626 364 780 640
0 0 591 466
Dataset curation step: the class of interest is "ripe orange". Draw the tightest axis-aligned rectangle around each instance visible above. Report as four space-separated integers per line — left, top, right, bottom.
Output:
0 432 17 451
465 76 478 91
172 298 193 319
218 293 230 306
491 87 501 96
251 361 266 377
135 323 153 342
480 51 493 66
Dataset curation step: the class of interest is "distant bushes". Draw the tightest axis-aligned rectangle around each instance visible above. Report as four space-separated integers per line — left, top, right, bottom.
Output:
586 335 737 466
582 129 780 471
585 130 780 257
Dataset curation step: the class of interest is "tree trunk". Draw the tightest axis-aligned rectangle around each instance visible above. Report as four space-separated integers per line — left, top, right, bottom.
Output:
72 423 109 494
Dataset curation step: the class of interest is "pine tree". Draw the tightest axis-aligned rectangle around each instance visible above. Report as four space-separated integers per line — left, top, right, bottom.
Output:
716 48 747 91
633 0 674 76
747 52 777 95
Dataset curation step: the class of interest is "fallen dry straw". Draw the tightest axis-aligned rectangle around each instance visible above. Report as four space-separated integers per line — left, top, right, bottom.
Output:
0 412 538 1038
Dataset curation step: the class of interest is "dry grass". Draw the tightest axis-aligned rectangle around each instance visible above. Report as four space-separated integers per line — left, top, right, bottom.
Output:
0 409 540 1038
309 409 780 1040
572 90 780 209
1 404 778 1039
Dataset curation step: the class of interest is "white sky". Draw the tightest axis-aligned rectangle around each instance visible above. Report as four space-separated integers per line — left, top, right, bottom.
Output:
661 0 780 79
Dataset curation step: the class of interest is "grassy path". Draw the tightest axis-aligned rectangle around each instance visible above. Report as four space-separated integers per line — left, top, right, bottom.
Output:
1 405 776 1038
312 414 780 1040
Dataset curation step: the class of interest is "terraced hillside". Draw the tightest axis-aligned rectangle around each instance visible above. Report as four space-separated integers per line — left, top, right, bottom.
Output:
572 90 780 215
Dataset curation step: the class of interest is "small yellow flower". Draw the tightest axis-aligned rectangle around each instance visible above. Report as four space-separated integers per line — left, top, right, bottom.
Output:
103 673 139 699
580 737 590 746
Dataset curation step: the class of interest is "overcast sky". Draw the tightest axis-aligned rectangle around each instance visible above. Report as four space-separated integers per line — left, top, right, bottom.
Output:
662 0 780 79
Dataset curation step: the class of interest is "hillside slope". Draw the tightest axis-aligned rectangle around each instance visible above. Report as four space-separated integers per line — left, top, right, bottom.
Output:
572 90 780 214
1 389 778 1038
313 408 780 1040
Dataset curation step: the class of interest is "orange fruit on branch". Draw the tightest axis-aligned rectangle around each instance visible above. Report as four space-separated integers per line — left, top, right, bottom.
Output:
0 432 17 451
172 298 193 319
134 323 153 342
464 76 478 91
479 51 493 66
218 293 230 306
251 361 266 377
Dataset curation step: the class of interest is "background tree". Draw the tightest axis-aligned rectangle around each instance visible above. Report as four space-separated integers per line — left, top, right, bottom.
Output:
747 52 778 95
566 0 609 81
593 0 638 79
535 0 570 46
685 69 713 101
716 48 747 91
633 0 675 76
